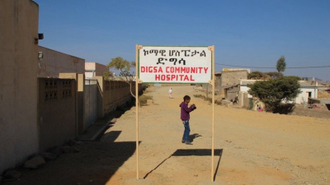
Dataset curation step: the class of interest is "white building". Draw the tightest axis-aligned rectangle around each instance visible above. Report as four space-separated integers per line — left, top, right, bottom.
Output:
295 81 318 104
85 62 109 79
239 80 318 104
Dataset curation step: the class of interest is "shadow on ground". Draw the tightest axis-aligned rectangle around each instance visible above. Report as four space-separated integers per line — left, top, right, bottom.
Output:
189 133 202 142
143 148 223 181
273 103 295 114
6 130 139 185
78 103 133 141
5 103 139 185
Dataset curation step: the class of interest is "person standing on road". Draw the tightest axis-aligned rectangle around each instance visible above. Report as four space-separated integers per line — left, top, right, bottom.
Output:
169 87 173 98
179 95 196 145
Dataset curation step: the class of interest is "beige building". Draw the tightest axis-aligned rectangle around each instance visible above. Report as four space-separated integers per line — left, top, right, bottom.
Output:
85 62 109 79
38 46 85 78
0 0 140 175
221 70 249 88
218 69 249 98
0 0 39 174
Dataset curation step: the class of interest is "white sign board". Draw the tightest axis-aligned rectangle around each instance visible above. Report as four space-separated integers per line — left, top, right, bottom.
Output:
138 46 212 83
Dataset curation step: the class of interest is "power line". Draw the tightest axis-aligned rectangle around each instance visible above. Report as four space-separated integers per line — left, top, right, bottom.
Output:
215 63 330 69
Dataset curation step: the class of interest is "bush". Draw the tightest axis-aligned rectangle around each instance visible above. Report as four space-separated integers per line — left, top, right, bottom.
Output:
139 95 153 106
248 76 301 112
265 71 283 79
248 71 270 80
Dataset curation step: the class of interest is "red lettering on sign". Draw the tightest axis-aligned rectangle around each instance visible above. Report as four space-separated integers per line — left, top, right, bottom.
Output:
154 74 195 82
204 67 209 73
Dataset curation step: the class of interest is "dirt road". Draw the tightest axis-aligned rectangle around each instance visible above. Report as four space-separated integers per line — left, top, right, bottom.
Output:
7 85 330 185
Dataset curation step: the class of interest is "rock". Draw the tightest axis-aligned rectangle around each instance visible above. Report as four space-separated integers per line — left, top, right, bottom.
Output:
67 139 76 146
40 152 57 161
48 146 62 157
4 170 21 180
61 146 80 153
24 156 46 169
221 100 232 106
61 146 73 153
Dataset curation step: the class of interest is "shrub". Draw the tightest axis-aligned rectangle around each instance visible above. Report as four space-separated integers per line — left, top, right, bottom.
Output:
139 95 153 106
248 76 300 112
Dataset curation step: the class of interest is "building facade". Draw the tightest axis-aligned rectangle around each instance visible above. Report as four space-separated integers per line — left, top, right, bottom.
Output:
85 62 109 79
38 46 85 78
0 0 39 174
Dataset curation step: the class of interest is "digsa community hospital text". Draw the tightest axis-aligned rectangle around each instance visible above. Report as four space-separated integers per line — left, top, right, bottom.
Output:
140 66 209 82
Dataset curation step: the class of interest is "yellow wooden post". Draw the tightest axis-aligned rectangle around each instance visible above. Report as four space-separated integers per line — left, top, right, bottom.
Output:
135 44 140 179
210 45 215 181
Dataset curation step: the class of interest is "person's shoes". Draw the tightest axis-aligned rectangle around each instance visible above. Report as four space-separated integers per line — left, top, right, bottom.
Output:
181 140 185 143
185 141 193 145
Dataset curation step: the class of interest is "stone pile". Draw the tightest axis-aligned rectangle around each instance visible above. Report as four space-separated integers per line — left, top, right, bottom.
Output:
1 139 83 183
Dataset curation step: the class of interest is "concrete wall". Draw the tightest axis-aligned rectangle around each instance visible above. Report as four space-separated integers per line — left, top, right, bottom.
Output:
38 78 76 152
0 0 39 173
94 77 142 118
59 73 85 135
38 46 85 78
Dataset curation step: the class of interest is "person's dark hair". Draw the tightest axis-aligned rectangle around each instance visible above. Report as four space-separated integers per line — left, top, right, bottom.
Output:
183 95 191 101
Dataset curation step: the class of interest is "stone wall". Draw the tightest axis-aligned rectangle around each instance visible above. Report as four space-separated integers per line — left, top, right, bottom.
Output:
221 70 248 88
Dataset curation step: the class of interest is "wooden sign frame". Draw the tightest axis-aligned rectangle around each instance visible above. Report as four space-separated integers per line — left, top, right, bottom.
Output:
135 44 216 182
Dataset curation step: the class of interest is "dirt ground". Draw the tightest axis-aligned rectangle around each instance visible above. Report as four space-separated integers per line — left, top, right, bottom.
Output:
5 85 330 185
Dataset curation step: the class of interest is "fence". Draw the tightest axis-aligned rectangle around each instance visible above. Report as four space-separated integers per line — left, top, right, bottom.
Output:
38 76 142 151
102 81 132 115
38 78 76 151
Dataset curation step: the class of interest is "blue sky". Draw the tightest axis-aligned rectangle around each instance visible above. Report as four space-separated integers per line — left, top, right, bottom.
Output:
36 0 330 81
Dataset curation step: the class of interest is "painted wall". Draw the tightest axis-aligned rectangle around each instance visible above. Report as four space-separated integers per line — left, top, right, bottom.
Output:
0 0 39 173
295 87 318 104
240 86 253 98
38 46 85 78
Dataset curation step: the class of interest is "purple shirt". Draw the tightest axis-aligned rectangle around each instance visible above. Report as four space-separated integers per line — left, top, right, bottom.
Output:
180 102 195 120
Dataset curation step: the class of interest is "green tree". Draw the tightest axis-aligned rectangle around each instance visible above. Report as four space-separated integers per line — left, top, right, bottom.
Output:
265 71 283 79
108 57 136 97
248 76 301 112
248 71 270 80
103 71 114 80
276 56 286 73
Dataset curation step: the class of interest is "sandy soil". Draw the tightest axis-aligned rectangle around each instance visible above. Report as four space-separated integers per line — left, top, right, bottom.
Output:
6 85 330 185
